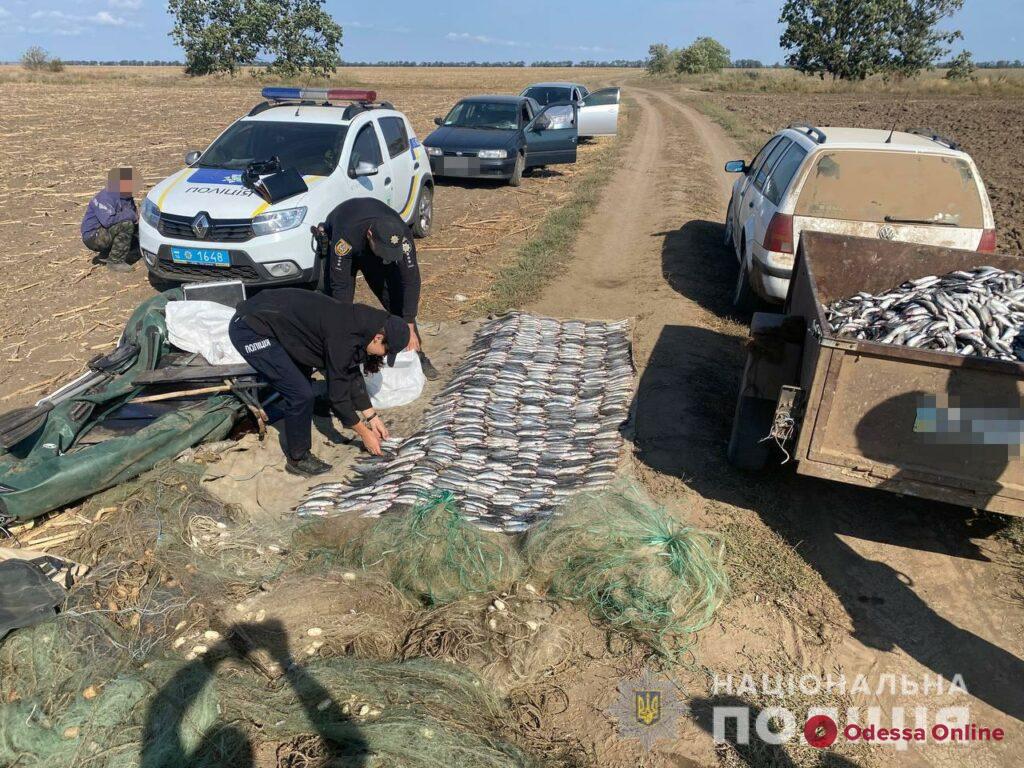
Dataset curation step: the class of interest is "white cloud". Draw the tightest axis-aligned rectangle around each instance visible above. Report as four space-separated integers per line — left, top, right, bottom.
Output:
93 10 126 25
445 31 524 48
29 8 131 27
0 6 9 18
108 0 142 7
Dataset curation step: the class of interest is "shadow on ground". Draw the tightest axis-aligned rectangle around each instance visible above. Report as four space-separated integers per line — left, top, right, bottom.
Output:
627 214 1024 724
141 619 368 768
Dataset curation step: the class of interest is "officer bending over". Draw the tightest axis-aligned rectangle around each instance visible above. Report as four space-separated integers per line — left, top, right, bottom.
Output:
314 197 439 380
229 289 410 476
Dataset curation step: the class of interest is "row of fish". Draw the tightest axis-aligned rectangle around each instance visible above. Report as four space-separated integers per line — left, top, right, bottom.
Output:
826 266 1024 362
296 312 635 532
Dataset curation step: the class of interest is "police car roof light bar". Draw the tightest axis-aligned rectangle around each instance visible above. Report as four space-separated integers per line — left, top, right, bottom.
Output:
261 87 378 103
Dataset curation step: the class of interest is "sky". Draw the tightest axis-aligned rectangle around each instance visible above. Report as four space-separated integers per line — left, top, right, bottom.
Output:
0 0 1020 64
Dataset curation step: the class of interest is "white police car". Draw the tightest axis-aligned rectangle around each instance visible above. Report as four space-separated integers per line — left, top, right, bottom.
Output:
140 88 434 286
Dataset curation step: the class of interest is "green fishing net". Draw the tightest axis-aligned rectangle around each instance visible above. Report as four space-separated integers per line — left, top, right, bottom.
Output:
524 482 728 660
301 491 522 606
0 612 540 768
60 462 286 660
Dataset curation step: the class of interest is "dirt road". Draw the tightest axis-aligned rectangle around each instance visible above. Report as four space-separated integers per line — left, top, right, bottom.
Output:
531 83 1024 766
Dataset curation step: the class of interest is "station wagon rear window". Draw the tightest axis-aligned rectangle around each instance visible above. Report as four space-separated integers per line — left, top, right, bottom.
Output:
794 150 985 228
199 121 347 177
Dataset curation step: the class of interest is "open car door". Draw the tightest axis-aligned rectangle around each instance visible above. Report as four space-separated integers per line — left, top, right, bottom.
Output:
578 87 620 137
524 104 578 167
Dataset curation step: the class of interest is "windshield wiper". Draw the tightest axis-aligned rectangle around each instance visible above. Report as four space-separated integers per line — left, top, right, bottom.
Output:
884 215 958 227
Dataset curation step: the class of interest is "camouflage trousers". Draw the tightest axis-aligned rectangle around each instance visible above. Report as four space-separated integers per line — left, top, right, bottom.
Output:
83 220 137 264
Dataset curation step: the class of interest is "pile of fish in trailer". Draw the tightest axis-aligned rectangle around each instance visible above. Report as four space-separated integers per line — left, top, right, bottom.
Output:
297 312 633 532
825 267 1024 362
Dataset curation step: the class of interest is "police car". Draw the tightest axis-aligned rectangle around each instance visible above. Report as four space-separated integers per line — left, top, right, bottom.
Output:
139 88 434 286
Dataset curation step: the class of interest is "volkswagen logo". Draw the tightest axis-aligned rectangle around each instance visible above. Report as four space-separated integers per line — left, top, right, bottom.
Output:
878 225 897 241
191 213 210 239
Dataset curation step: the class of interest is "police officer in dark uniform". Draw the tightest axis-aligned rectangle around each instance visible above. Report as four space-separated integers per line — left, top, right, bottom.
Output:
229 288 410 477
313 197 440 380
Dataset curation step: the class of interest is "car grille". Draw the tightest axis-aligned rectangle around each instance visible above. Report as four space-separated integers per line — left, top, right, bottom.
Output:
156 254 261 281
441 150 479 157
158 213 253 243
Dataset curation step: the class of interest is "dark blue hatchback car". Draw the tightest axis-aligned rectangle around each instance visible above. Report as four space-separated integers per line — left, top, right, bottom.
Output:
423 95 578 186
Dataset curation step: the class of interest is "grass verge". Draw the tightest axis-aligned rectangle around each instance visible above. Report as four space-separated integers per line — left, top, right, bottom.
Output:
686 97 763 156
478 97 637 314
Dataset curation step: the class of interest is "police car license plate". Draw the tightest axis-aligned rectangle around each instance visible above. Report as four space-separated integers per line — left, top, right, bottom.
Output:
170 247 230 267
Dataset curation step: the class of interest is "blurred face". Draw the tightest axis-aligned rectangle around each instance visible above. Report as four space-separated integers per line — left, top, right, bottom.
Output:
107 167 138 197
366 332 387 357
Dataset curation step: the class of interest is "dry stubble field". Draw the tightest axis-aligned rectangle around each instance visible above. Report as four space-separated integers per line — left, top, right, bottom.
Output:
0 65 638 407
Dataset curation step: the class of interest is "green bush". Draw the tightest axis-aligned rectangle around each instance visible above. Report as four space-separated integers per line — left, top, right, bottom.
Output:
677 37 731 75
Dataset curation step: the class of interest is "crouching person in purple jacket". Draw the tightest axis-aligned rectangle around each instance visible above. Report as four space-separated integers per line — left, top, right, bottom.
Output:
81 167 139 272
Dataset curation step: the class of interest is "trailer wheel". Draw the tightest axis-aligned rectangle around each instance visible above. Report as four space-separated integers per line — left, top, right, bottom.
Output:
727 348 775 470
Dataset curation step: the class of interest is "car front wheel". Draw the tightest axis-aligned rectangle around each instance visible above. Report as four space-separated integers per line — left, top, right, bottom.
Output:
411 184 433 238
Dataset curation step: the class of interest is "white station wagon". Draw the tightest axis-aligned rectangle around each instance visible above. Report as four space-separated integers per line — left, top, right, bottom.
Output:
725 124 997 307
140 87 433 287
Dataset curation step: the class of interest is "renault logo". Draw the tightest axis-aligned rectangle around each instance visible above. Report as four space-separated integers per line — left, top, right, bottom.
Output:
192 213 210 239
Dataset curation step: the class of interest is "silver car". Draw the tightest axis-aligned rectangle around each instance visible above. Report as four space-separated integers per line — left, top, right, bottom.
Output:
519 82 621 137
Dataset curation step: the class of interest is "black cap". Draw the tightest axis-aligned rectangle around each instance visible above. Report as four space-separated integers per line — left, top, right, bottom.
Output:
383 315 410 366
369 217 413 264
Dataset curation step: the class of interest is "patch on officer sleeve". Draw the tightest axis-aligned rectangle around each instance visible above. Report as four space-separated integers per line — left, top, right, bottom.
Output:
334 238 352 257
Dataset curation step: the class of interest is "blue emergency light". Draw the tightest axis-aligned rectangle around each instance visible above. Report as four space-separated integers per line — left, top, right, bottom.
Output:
261 87 378 103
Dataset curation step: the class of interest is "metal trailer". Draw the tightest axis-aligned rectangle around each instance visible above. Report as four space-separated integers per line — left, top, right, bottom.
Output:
728 231 1024 517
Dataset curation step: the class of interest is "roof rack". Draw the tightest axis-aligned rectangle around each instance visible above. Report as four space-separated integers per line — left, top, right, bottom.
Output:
788 122 827 144
908 129 960 151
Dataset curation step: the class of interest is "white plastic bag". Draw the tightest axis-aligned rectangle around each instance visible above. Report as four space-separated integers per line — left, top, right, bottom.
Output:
165 300 246 366
363 350 425 409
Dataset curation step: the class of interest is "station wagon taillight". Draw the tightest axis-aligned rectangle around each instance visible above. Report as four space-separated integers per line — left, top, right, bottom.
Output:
978 228 997 253
764 213 794 254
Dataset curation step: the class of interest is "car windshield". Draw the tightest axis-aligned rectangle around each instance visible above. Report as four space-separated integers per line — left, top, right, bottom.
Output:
795 150 985 228
199 120 348 176
443 101 519 130
522 86 572 105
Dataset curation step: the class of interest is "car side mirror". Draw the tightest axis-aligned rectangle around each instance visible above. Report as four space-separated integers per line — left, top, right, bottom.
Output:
185 150 202 166
724 160 748 174
434 117 443 126
349 161 379 179
534 114 552 131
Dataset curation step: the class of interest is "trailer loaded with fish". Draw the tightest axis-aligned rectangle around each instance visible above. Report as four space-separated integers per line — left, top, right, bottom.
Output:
296 311 634 531
728 231 1024 516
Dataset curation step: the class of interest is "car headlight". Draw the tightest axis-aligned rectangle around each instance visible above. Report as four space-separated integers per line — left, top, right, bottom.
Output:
477 149 508 159
251 206 307 237
141 197 161 228
426 146 443 157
